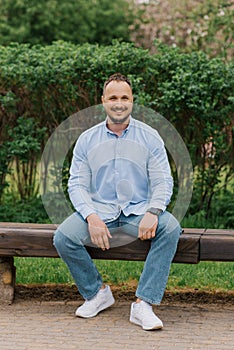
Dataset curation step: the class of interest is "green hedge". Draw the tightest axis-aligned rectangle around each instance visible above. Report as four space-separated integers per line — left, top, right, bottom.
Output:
0 41 233 225
0 0 134 46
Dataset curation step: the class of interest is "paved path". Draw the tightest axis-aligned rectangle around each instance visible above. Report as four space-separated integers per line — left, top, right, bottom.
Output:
0 299 233 350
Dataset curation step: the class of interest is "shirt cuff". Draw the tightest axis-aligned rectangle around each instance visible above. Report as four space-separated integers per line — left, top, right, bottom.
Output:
77 207 96 221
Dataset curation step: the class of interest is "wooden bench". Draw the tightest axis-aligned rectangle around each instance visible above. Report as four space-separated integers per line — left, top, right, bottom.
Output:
0 222 234 304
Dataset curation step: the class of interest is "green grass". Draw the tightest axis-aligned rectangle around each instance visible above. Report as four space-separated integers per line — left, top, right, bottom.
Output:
14 257 234 292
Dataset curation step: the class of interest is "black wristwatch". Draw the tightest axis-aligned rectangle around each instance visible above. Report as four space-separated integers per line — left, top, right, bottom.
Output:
146 207 163 216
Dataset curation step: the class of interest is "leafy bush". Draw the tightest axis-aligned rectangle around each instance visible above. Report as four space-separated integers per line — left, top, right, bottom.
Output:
0 0 134 46
0 41 233 225
7 116 47 199
0 196 49 223
0 144 10 201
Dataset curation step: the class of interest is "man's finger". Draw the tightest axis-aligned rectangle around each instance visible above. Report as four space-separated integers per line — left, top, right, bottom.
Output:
138 226 145 238
139 230 147 240
102 234 110 250
96 237 106 250
139 229 156 240
107 230 112 239
94 232 110 250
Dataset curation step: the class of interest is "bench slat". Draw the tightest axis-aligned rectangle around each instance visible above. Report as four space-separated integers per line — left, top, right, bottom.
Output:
0 224 200 263
200 229 234 261
1 223 234 263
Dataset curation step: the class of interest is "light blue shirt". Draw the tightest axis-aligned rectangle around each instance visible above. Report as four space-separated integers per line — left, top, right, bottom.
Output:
68 116 173 222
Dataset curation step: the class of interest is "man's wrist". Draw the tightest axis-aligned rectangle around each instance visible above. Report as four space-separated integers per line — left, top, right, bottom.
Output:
146 207 163 216
86 213 98 222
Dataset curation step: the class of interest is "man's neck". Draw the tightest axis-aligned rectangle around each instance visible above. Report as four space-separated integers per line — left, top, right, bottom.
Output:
106 116 130 136
107 123 128 136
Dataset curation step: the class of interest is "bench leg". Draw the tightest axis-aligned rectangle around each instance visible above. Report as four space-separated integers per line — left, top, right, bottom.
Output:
0 257 16 305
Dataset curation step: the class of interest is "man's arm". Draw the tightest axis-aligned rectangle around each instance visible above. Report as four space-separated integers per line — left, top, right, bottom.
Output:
147 141 173 211
139 139 173 240
68 137 111 249
68 137 96 220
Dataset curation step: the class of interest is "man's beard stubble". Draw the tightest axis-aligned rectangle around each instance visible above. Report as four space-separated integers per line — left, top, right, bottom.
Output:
107 114 131 124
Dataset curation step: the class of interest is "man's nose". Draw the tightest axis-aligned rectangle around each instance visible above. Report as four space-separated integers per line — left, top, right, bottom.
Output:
113 101 124 108
115 99 123 104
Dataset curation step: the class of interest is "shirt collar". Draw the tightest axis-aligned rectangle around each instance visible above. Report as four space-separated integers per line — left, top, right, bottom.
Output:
104 115 133 135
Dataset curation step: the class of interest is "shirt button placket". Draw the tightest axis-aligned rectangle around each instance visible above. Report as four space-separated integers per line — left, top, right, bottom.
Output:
114 137 120 180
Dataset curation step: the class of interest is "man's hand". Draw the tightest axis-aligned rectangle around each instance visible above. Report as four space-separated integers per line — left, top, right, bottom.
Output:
138 212 159 240
87 213 112 250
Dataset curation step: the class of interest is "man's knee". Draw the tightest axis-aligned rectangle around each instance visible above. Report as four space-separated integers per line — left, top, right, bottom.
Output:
158 212 182 239
53 229 63 250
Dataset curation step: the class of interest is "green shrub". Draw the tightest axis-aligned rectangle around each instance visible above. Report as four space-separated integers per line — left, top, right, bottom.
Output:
0 0 134 46
0 196 49 223
0 41 233 224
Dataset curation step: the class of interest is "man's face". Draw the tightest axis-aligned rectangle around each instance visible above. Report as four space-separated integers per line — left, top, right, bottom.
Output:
102 81 133 125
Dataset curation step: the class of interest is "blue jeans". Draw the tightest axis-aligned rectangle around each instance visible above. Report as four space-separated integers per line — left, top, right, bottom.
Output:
53 211 181 305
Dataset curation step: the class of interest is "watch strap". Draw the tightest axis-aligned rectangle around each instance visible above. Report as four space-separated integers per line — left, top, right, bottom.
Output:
146 207 163 216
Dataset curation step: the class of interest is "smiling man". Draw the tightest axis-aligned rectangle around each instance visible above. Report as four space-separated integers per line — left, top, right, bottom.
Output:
102 74 133 128
53 73 181 331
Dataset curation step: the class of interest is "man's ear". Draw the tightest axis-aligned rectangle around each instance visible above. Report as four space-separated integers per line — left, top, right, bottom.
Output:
101 95 104 103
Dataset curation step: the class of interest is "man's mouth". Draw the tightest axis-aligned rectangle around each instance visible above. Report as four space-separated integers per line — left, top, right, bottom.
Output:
111 107 127 113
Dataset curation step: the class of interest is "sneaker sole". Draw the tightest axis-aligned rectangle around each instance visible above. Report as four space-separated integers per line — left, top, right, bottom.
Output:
76 296 115 318
130 315 163 331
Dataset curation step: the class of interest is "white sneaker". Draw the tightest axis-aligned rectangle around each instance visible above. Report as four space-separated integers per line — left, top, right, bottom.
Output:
130 301 163 330
75 285 115 318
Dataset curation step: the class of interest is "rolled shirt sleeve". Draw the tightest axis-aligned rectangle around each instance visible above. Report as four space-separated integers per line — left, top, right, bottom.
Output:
147 139 173 212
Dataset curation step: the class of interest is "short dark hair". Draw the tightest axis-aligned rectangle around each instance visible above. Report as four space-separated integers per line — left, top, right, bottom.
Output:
103 73 132 94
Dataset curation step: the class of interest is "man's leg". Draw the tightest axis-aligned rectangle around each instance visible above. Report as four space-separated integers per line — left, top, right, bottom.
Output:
135 211 181 305
53 213 115 317
54 228 103 300
120 211 181 330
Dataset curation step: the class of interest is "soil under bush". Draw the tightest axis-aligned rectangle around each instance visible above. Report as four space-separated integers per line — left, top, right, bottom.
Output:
15 283 234 306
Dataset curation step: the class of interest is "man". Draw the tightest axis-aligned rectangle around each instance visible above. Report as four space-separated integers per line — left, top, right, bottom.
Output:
54 73 181 331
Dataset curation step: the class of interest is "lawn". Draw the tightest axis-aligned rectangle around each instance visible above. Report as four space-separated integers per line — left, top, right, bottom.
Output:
14 257 234 292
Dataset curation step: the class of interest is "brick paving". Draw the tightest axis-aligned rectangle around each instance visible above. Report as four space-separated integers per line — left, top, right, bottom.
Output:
0 299 233 350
